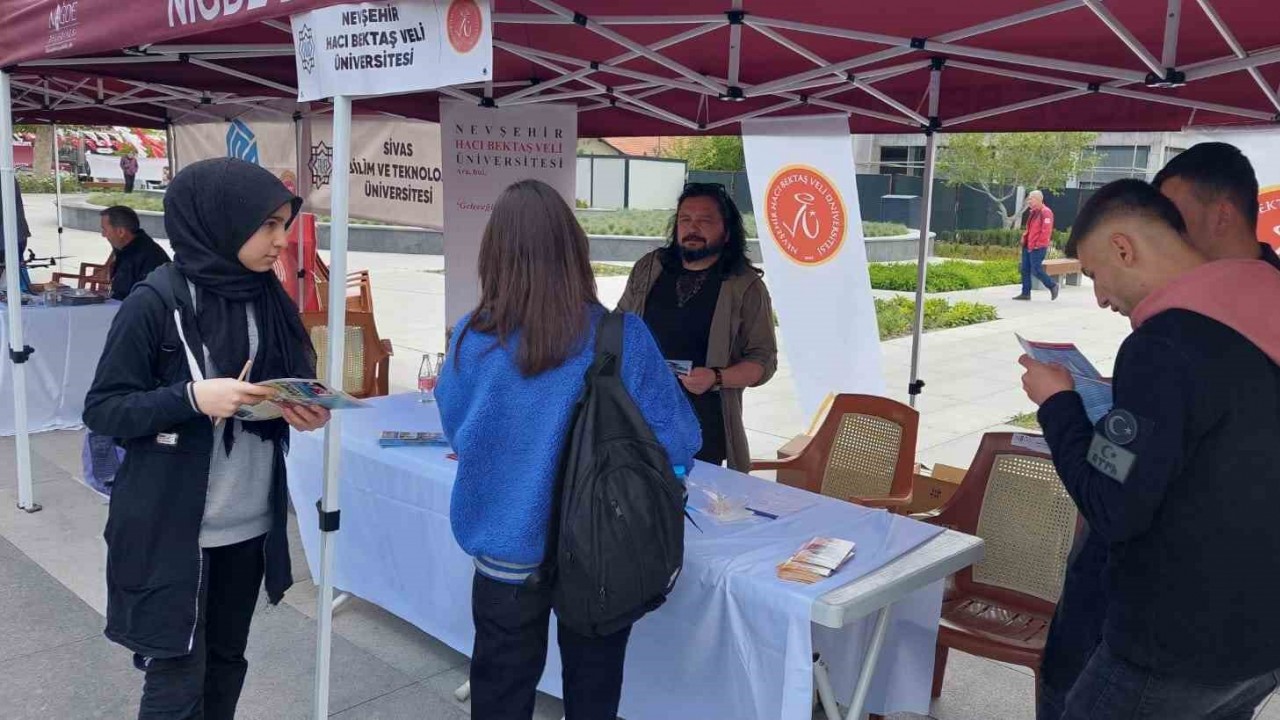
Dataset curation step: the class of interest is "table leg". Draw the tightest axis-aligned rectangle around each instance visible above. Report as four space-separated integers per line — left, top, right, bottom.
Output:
844 604 894 720
814 655 842 720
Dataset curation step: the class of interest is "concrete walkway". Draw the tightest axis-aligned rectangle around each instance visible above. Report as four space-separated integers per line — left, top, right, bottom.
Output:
6 194 1277 719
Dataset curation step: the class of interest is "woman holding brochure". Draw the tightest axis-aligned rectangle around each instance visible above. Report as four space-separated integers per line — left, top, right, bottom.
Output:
436 179 701 720
84 158 329 720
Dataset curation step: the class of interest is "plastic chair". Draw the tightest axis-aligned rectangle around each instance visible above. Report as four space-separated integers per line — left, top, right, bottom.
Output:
301 311 393 398
915 432 1079 704
749 394 918 511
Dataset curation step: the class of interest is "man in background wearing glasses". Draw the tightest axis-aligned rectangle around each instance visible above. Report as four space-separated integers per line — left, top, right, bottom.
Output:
618 183 778 470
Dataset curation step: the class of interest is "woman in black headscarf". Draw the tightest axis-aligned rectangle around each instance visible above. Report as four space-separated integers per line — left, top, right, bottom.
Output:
85 158 329 720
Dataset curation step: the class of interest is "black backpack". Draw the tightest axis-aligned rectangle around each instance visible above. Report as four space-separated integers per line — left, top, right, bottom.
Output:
530 311 687 638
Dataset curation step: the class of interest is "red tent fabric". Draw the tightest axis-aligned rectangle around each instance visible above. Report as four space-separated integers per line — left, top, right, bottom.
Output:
3 1 1278 135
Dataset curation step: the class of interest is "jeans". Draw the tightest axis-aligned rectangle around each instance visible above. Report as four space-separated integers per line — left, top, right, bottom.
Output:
470 572 632 720
1022 245 1057 296
1062 643 1280 720
1038 678 1069 720
135 535 266 720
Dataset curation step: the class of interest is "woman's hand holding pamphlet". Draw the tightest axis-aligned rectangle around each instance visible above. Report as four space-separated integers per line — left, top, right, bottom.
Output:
233 378 369 421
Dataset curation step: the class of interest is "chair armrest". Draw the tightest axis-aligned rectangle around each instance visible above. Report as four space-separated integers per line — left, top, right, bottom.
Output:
854 495 913 512
910 508 945 523
749 456 801 472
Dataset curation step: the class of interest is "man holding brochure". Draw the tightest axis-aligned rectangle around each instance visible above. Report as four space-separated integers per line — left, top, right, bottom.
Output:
619 182 777 470
1019 179 1280 720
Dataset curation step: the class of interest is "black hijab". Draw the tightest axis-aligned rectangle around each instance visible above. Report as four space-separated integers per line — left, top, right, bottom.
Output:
166 158 316 449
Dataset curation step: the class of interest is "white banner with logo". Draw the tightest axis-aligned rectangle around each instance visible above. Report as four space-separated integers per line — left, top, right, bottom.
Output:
742 115 884 418
1185 129 1280 249
173 116 444 228
309 118 443 227
292 0 492 102
439 99 577 326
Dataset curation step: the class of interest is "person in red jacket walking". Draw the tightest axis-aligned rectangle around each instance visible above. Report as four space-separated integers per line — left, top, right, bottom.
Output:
1015 190 1060 301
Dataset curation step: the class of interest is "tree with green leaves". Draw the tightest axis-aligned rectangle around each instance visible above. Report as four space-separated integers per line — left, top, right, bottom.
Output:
666 136 745 172
937 132 1100 229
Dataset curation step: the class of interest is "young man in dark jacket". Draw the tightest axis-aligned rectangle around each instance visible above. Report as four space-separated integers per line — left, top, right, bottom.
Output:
1038 143 1280 720
1154 142 1280 271
1021 179 1280 719
100 205 171 300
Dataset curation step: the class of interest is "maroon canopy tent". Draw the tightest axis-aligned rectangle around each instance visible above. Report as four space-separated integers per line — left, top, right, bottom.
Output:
3 2 1279 718
2 0 1278 134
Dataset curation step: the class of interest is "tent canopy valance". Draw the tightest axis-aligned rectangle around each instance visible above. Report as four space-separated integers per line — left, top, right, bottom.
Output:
2 1 1277 136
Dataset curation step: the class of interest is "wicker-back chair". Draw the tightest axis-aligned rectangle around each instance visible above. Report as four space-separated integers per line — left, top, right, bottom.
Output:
301 311 392 398
750 394 918 510
918 432 1079 703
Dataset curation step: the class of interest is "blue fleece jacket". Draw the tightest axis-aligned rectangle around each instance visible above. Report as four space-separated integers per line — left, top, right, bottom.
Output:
436 307 702 571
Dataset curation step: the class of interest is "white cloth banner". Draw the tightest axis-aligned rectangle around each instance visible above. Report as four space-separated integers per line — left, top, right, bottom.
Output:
0 302 119 436
173 117 444 228
742 115 885 419
1184 129 1280 249
292 0 492 102
439 99 577 327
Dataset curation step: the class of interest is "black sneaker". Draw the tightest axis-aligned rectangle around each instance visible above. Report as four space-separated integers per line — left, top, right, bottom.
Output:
1012 294 1031 301
1051 284 1060 301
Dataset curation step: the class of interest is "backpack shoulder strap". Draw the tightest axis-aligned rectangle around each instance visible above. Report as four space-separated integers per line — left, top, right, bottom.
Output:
594 310 625 377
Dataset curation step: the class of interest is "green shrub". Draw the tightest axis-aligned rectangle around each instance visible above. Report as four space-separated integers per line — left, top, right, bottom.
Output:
936 227 1070 248
873 296 999 340
573 209 907 240
17 172 82 194
868 259 1021 293
1008 411 1041 430
87 192 163 212
863 221 911 237
933 243 1021 261
776 296 998 339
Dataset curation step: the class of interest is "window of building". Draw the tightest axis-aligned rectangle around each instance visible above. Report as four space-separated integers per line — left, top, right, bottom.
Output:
1078 145 1152 188
878 145 926 176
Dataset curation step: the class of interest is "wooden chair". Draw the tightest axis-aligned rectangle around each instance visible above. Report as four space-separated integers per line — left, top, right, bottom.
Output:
916 432 1079 704
300 311 393 398
52 258 113 292
749 394 918 511
316 271 374 314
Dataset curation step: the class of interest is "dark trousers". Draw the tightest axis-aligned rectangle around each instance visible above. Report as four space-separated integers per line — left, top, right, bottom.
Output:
124 174 137 193
1062 643 1280 720
471 572 632 720
135 535 266 720
1021 245 1057 295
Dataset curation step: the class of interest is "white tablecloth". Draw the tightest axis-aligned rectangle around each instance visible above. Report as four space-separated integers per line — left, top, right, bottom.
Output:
287 394 947 719
0 302 119 436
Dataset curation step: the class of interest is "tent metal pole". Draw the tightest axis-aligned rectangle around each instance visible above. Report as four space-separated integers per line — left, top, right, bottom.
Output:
53 122 64 272
312 93 352 720
1162 0 1181 71
908 63 943 410
1196 0 1280 112
294 110 306 310
1 70 39 513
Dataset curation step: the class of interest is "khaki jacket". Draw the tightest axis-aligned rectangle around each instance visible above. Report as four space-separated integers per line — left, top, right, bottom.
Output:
617 250 778 471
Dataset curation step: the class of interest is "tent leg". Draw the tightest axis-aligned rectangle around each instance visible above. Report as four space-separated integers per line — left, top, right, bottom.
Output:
53 123 63 274
908 63 943 410
1 71 39 513
312 94 353 720
294 111 306 309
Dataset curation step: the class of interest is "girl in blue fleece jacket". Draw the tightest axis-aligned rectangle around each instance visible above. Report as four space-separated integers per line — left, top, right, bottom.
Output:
436 179 700 720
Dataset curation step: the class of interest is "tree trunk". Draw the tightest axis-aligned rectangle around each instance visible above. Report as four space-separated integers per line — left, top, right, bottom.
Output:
33 126 54 178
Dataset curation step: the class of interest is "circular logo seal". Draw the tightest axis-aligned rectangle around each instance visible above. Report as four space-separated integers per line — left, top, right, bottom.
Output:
764 165 847 265
447 0 483 55
1258 185 1280 250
